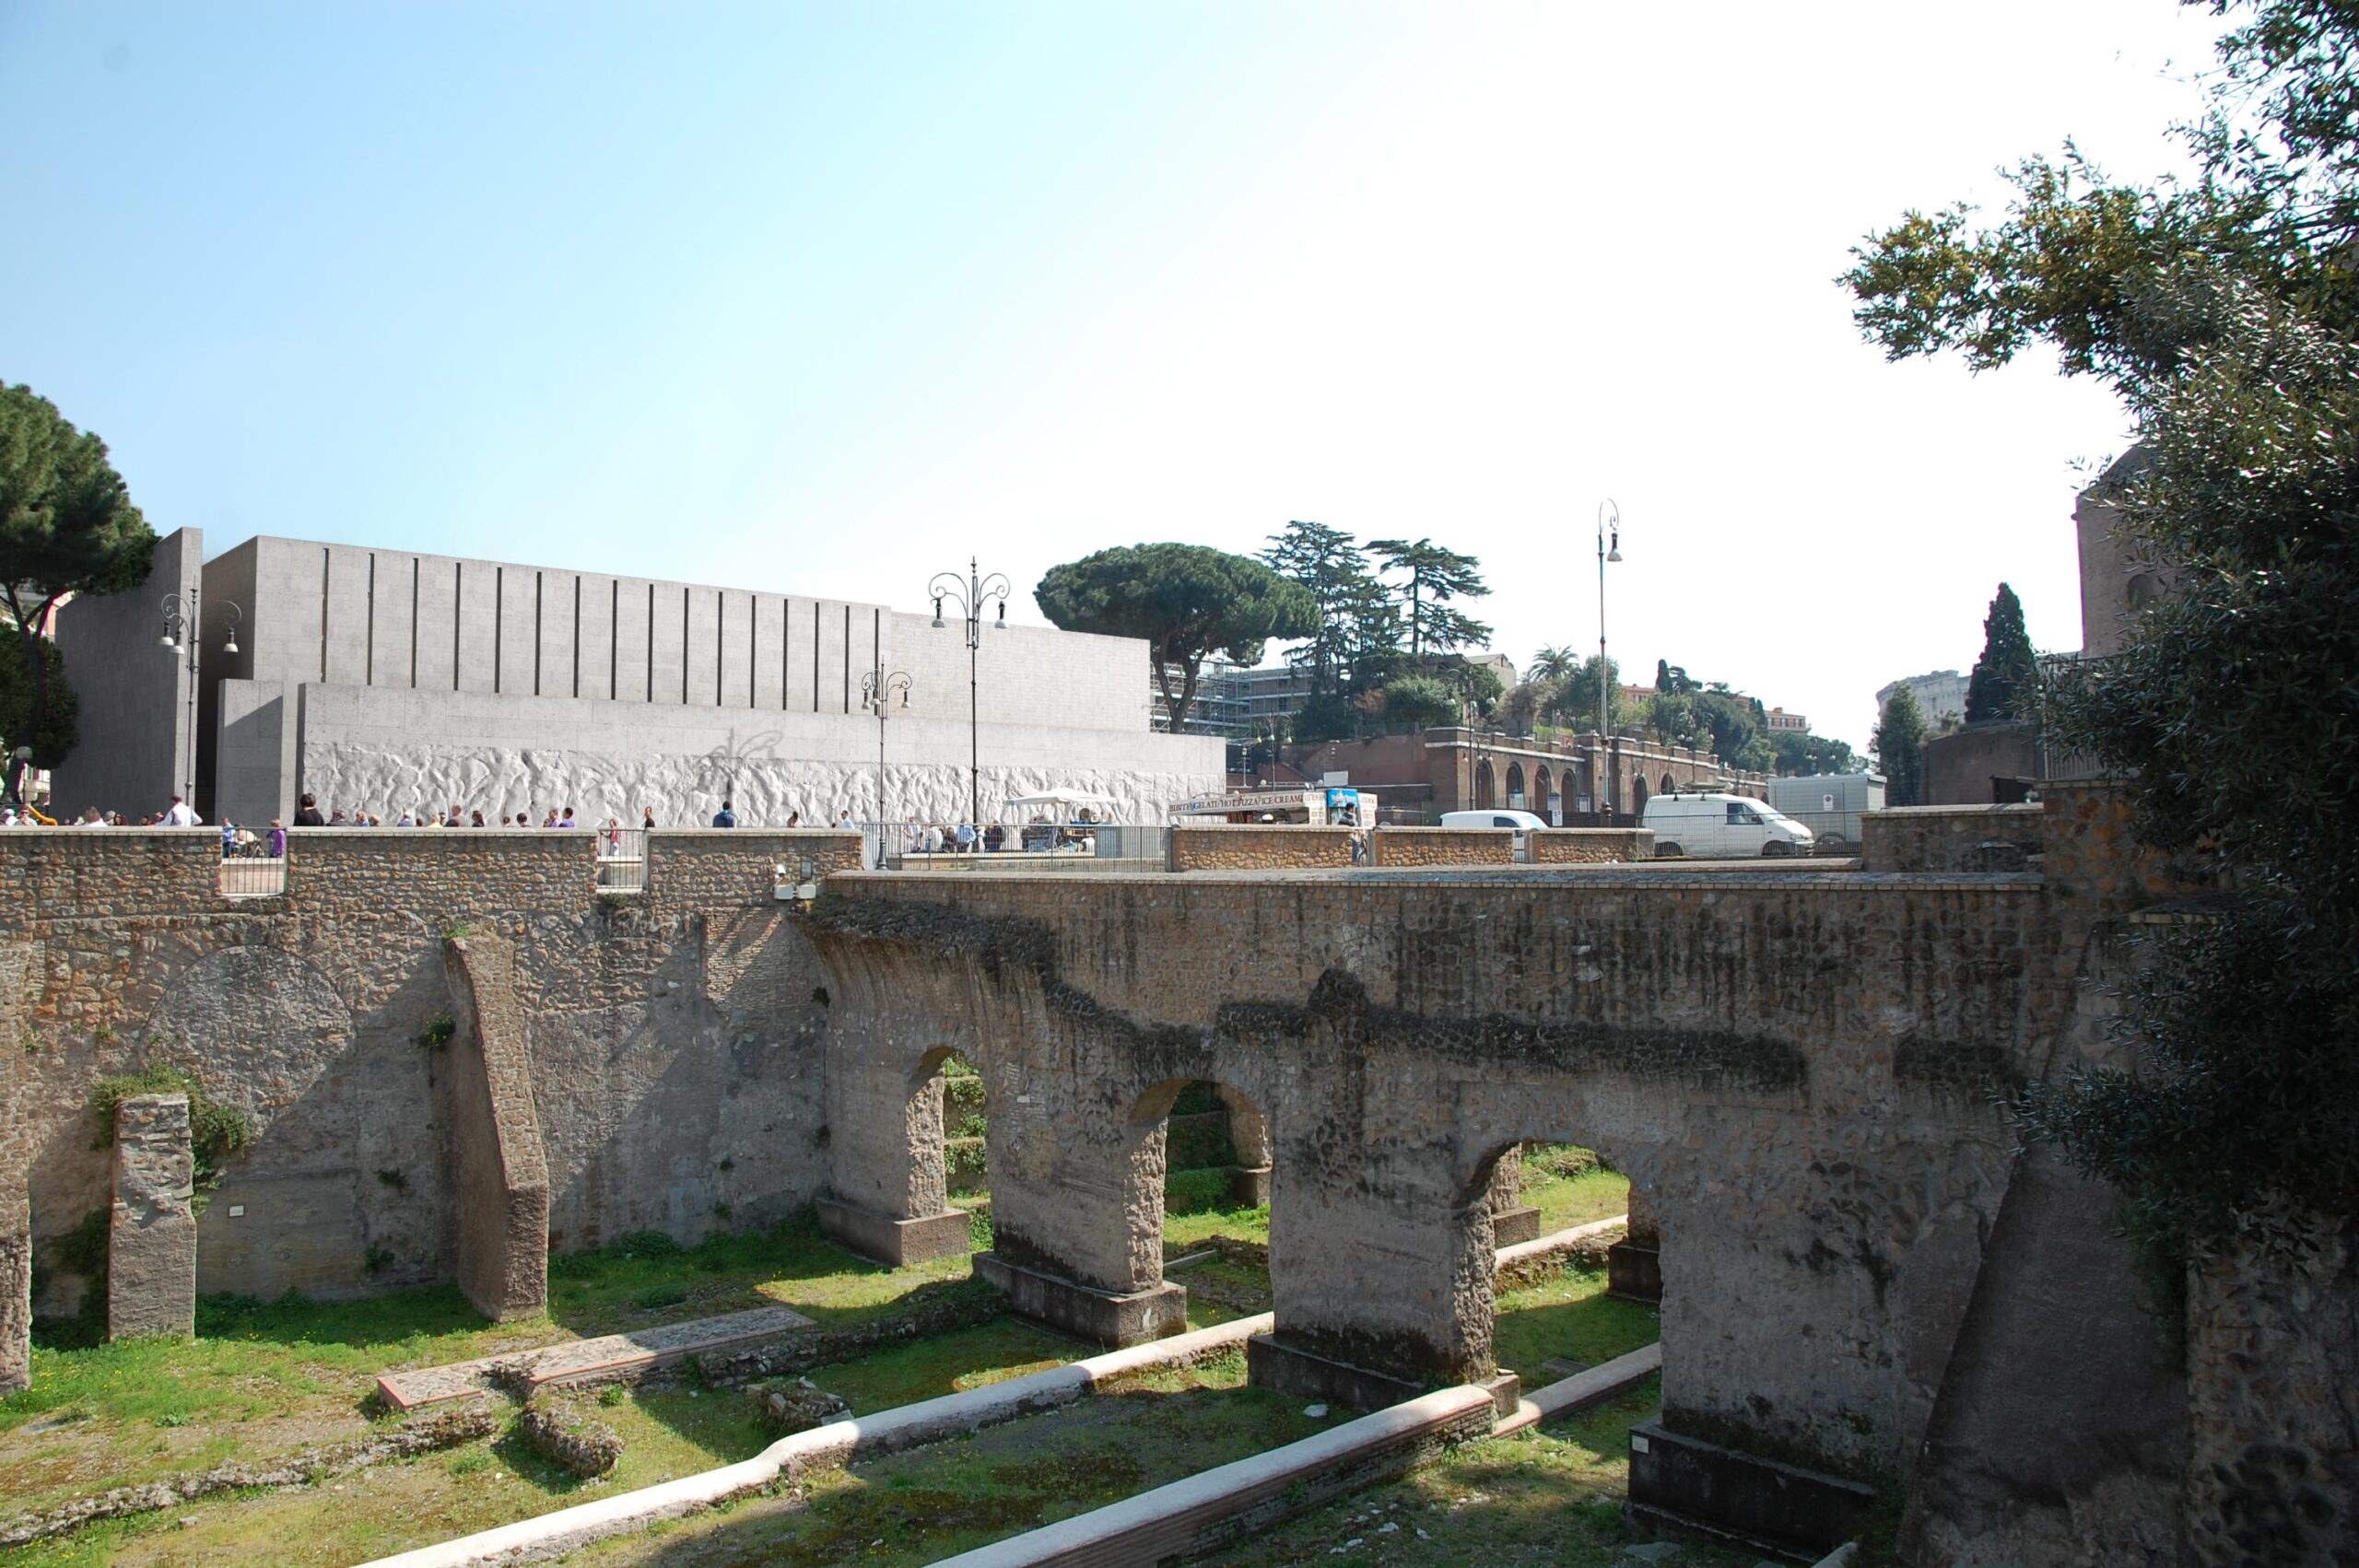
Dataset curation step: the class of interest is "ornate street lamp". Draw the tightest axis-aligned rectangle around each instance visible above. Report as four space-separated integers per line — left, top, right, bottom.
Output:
160 590 241 810
928 557 1009 829
861 665 912 868
1597 500 1623 821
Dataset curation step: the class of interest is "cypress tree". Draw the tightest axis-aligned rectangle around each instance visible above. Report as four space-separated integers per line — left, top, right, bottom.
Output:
1873 684 1929 807
1963 582 2036 722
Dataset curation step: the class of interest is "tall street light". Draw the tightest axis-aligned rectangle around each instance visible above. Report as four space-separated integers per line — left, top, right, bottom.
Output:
160 589 241 811
1596 500 1622 821
861 665 912 868
929 557 1010 829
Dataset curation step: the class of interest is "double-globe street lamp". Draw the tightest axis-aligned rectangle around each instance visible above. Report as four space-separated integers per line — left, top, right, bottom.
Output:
929 558 1010 830
1596 499 1623 821
860 665 912 868
159 588 241 811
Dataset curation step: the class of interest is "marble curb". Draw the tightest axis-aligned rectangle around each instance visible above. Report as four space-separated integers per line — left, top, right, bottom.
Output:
354 1313 1273 1568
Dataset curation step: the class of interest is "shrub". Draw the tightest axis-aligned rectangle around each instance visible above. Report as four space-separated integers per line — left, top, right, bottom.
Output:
89 1064 252 1207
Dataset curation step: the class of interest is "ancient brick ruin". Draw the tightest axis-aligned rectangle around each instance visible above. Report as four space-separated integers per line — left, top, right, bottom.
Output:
0 795 2348 1562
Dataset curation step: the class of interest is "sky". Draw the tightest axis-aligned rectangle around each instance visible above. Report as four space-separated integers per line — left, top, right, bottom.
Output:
0 2 2224 751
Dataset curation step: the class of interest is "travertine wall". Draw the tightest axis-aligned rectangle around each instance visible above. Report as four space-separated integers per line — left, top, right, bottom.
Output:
1168 825 1355 872
1529 828 1656 863
440 935 550 1321
1370 827 1515 866
0 827 857 1326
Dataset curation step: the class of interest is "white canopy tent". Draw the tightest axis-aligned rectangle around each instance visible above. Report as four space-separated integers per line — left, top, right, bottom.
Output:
1004 789 1122 818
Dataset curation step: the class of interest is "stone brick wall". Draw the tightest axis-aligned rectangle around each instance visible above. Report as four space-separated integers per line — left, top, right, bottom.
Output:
1860 803 2047 873
1168 826 1355 872
1529 828 1655 863
440 935 550 1321
1369 827 1514 866
0 826 854 1321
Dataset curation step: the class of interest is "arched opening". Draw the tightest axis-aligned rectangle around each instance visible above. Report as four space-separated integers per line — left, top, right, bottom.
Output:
1660 771 1676 796
1505 762 1526 811
1124 1077 1276 1323
1473 759 1496 810
1533 766 1555 824
1631 775 1649 817
1461 1137 1657 1406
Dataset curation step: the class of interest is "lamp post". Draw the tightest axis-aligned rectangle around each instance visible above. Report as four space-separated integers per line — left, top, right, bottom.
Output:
928 557 1010 829
1596 499 1622 821
860 665 912 868
160 589 240 812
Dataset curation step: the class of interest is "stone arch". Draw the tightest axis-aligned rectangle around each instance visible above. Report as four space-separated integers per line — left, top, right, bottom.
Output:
1505 762 1526 810
1121 1074 1276 1286
1661 771 1677 795
1533 766 1554 820
1473 759 1496 810
1632 775 1650 814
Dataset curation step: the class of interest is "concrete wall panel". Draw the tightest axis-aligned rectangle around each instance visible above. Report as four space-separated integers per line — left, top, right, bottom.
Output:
649 581 686 706
415 556 459 692
719 589 755 709
817 601 849 715
753 594 786 710
495 566 538 696
454 561 498 695
322 546 373 687
685 587 721 708
370 555 417 687
575 576 616 702
53 526 203 817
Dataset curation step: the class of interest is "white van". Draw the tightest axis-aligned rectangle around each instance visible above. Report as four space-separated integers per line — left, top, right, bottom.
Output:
1641 792 1814 859
1438 808 1549 862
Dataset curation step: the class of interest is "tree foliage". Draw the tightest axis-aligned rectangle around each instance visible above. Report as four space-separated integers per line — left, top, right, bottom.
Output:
1036 544 1316 731
0 635 77 769
1848 0 2359 1264
1964 581 2037 722
1872 684 1929 807
1376 673 1459 729
1367 536 1492 658
0 383 155 801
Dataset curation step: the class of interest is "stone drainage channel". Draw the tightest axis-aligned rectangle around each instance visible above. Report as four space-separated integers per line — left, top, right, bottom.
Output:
360 1219 1760 1568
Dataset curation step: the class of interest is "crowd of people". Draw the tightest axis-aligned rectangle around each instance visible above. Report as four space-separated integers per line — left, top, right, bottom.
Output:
5 791 1123 863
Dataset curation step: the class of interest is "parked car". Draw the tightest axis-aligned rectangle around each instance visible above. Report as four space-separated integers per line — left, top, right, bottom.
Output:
1640 792 1815 858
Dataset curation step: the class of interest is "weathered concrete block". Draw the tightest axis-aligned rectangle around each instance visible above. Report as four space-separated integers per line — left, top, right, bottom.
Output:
440 935 550 1321
1490 1205 1543 1247
816 1196 971 1268
108 1094 197 1340
1627 1419 1877 1558
973 1250 1186 1347
1606 1240 1661 1304
1245 1333 1424 1413
1228 1165 1273 1209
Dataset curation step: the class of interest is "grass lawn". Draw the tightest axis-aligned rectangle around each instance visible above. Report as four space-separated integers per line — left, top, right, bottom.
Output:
0 1143 1638 1565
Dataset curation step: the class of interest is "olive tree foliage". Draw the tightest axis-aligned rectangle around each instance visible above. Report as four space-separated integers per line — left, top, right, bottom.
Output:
0 384 154 802
1035 543 1317 731
1845 0 2359 1268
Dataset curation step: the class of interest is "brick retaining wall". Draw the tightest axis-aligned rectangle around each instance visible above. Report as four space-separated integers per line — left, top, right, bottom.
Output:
1168 825 1356 872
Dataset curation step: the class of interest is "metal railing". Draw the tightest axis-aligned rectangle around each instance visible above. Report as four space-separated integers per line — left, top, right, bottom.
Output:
595 827 649 893
219 846 286 898
862 822 1171 872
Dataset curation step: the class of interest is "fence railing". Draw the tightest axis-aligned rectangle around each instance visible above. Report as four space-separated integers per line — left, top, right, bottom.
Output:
595 827 649 893
219 848 286 898
861 822 1171 871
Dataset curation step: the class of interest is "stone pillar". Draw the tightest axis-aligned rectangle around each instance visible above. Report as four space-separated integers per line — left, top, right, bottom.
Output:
1486 1145 1542 1247
1250 1178 1507 1413
0 944 31 1391
977 1095 1185 1348
440 935 549 1321
108 1094 197 1340
817 1046 972 1269
1607 1179 1662 1304
1217 1082 1273 1209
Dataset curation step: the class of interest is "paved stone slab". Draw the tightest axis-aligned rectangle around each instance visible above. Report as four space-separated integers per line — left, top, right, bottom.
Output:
375 1305 813 1410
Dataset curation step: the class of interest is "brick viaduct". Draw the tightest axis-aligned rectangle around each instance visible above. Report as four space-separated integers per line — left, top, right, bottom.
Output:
0 793 2336 1563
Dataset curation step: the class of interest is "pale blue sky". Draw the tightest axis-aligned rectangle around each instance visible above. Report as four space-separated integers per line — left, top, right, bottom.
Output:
2 3 2217 748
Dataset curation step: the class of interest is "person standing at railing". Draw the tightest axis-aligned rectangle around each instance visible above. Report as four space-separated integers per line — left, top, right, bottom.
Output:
294 793 324 827
267 819 287 859
163 794 197 827
712 800 737 828
984 821 1005 853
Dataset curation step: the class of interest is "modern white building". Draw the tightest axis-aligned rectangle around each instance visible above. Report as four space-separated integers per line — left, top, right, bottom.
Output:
53 531 1223 827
